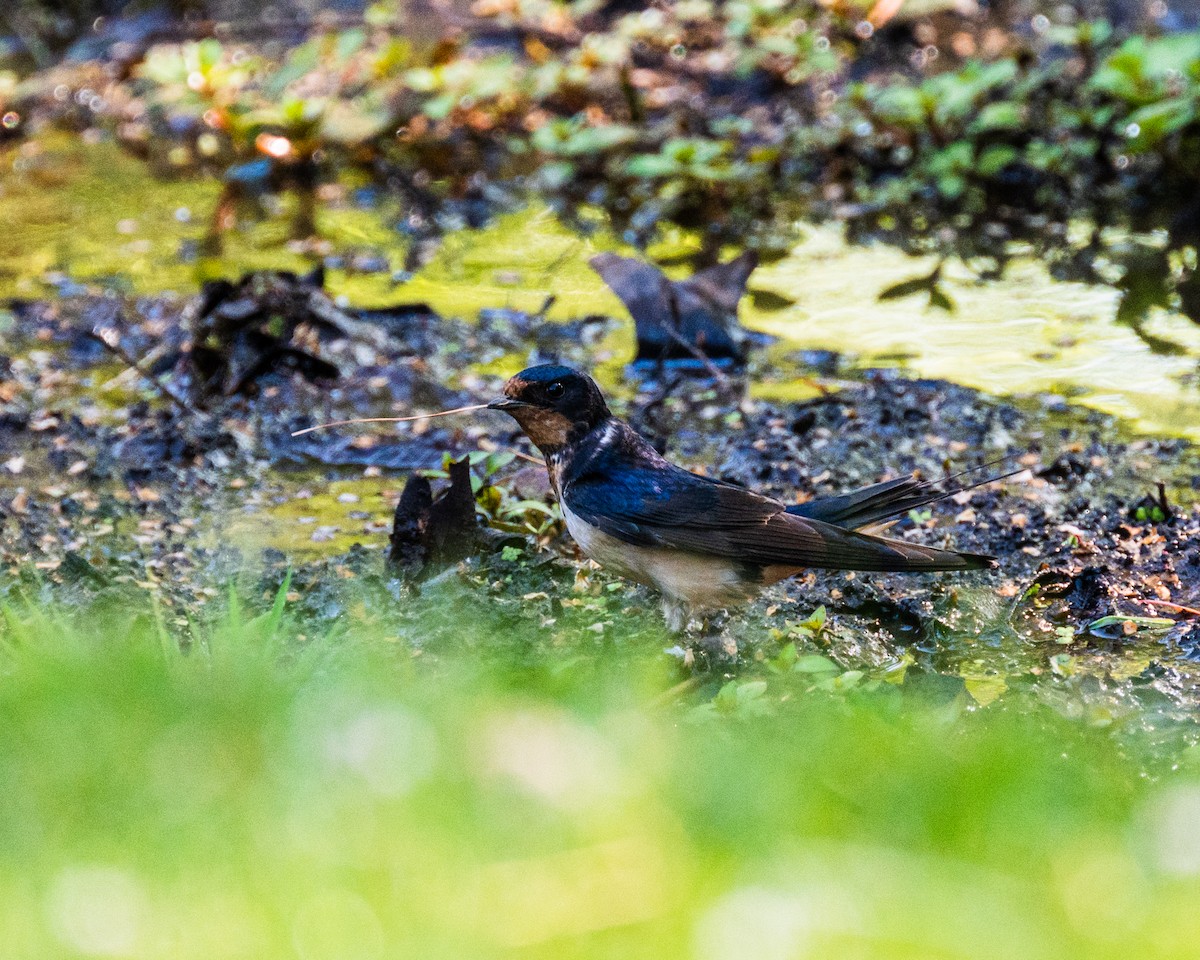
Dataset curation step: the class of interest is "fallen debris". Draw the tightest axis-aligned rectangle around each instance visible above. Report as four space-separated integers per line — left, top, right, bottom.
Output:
388 457 483 574
183 267 346 399
589 251 766 369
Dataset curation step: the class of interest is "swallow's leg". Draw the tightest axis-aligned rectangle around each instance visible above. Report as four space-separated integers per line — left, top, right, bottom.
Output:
679 611 738 671
702 610 731 634
697 612 738 658
661 598 690 634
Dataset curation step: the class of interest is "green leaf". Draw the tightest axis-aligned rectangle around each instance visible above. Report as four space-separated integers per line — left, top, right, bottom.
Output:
501 500 559 518
687 163 739 182
335 28 366 64
928 141 973 176
792 654 840 675
818 670 864 692
422 93 457 121
265 41 321 98
625 154 682 178
1126 98 1197 151
320 98 393 145
197 38 223 72
533 122 638 157
937 174 966 200
536 162 576 189
712 679 770 716
971 101 1023 133
1086 615 1175 634
483 452 517 475
769 641 799 674
871 86 927 125
976 145 1019 177
663 137 724 165
797 605 827 634
404 67 439 93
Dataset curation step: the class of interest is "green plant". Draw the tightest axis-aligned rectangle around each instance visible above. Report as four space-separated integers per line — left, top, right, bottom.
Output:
26 3 1200 335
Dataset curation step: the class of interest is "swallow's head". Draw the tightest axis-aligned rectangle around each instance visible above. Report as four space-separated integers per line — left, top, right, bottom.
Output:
488 365 610 453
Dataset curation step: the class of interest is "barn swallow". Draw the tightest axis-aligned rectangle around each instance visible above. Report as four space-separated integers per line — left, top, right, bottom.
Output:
489 364 998 632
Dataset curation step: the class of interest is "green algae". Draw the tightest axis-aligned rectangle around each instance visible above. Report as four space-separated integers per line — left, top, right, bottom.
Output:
747 230 1200 440
201 475 398 559
390 210 1200 442
0 133 404 299
3 134 1200 445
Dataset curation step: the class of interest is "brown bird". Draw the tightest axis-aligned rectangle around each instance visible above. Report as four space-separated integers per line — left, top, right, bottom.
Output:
489 364 999 632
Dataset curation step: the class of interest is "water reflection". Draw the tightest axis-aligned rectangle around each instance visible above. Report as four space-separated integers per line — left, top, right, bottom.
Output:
3 135 1199 440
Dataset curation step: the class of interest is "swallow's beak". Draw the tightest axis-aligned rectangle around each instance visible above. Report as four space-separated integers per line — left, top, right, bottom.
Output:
487 397 527 412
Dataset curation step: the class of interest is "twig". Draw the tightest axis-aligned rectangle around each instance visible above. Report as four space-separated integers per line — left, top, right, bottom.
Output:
662 325 732 385
1156 480 1173 519
1143 598 1200 618
290 404 490 436
303 291 396 353
796 376 832 397
638 373 686 439
506 448 544 466
645 676 701 708
534 294 557 319
662 288 732 386
92 326 198 417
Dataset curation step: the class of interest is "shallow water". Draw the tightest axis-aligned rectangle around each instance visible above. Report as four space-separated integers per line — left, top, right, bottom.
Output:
750 233 1200 438
3 134 1198 442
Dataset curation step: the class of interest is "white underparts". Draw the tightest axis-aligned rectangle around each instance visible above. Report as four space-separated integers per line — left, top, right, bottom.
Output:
561 502 758 621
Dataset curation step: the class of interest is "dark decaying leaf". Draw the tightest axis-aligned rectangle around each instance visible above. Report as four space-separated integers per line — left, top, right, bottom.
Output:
1017 566 1117 636
355 304 440 342
589 251 762 367
182 267 356 401
748 288 797 311
927 287 955 312
878 273 939 301
388 457 483 574
878 266 954 311
222 331 340 396
389 475 435 571
1113 248 1187 354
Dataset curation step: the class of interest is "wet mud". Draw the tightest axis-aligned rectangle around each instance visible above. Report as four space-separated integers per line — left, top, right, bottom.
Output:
2 273 1199 720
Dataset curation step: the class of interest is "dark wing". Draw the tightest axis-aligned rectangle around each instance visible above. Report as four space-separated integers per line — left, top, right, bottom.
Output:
787 459 1022 531
564 464 994 573
786 474 923 529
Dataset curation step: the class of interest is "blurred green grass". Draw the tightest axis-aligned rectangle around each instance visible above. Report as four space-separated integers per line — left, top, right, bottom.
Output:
3 592 1200 960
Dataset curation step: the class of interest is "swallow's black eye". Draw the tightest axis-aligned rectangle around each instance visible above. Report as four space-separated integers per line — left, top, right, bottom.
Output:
546 381 565 400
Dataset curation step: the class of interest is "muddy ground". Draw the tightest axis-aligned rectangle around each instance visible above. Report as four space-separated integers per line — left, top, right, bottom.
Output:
2 275 1200 725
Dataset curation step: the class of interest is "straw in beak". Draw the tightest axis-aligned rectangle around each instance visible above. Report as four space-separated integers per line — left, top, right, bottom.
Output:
487 398 528 412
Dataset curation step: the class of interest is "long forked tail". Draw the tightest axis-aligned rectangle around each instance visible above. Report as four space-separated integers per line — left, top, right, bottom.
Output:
848 533 998 573
786 458 1021 532
757 516 998 582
